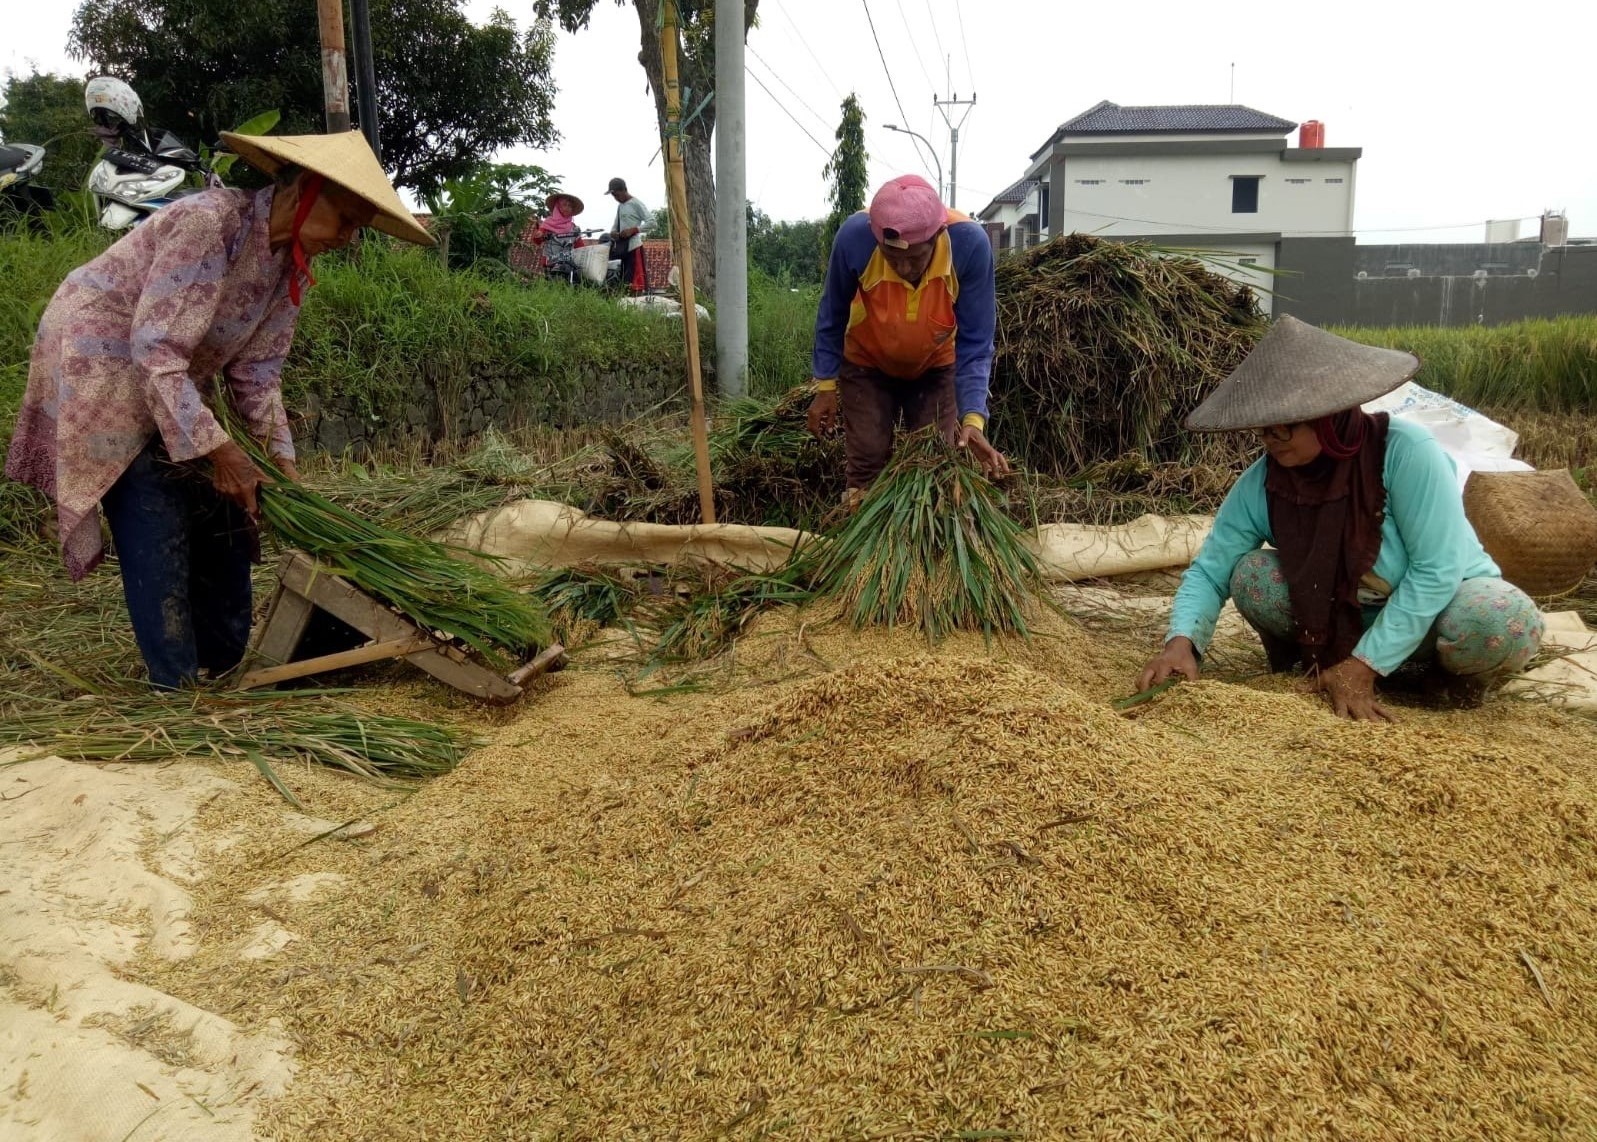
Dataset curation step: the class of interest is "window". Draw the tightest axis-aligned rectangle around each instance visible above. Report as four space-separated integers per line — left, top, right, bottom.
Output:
1324 178 1344 184
1285 177 1311 185
1039 184 1050 230
1075 178 1104 185
1238 257 1259 265
1231 175 1261 213
1120 178 1149 185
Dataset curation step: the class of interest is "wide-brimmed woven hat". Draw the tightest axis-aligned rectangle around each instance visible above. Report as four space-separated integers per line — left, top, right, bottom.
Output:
219 129 434 246
546 191 584 215
1184 315 1419 432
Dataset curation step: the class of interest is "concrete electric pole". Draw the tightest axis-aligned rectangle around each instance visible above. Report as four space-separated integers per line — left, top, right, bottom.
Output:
714 0 748 398
933 91 975 210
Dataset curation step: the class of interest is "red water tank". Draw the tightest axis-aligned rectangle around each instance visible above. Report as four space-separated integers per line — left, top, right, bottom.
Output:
1299 120 1325 148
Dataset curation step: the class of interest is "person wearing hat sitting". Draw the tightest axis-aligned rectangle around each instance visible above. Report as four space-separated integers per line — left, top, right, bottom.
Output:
5 130 434 690
1137 317 1545 721
606 177 650 293
530 191 584 279
806 174 1010 498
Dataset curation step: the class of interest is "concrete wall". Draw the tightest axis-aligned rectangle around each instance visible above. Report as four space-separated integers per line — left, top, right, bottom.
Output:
1274 237 1357 326
1347 244 1597 327
1053 151 1354 239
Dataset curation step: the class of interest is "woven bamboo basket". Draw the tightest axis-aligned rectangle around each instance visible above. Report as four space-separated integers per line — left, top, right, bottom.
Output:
1463 469 1597 598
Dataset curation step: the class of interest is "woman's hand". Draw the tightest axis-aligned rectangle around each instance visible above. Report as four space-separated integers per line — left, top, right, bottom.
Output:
807 387 839 437
1306 657 1394 722
1137 636 1201 692
956 424 1011 479
207 439 267 518
273 456 301 483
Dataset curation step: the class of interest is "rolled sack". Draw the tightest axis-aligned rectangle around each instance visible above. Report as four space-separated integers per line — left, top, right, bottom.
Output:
447 500 809 575
451 500 1213 583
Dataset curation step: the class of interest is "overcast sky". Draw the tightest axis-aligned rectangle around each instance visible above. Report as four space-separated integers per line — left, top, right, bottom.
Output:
7 0 1594 244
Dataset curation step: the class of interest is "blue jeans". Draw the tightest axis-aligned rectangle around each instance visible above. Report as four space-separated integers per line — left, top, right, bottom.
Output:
100 442 255 689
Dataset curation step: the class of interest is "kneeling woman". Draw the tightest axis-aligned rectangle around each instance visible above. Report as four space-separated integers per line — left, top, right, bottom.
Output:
1138 318 1543 721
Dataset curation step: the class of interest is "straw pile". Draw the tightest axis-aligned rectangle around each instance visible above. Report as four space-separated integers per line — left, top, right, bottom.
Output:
149 636 1597 1139
991 233 1267 475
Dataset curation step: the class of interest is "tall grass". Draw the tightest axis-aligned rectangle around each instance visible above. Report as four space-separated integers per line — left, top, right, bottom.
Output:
1335 316 1597 412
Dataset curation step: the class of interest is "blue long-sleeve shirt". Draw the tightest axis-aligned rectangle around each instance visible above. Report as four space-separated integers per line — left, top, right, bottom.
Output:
1167 418 1501 675
811 212 997 423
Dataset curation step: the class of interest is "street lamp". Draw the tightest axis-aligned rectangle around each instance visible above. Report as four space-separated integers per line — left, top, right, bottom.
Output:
884 124 943 201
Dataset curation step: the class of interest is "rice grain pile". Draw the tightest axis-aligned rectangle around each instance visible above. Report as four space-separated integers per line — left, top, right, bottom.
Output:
142 635 1597 1139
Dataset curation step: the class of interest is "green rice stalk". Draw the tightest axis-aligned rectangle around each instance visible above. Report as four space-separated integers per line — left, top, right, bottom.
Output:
0 689 476 805
807 431 1050 641
237 440 551 668
529 565 641 644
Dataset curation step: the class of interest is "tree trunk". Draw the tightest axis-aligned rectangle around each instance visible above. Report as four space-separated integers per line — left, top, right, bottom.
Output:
631 0 757 303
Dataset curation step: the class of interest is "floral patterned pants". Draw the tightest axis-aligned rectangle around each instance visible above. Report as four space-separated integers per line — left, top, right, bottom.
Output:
1229 550 1545 677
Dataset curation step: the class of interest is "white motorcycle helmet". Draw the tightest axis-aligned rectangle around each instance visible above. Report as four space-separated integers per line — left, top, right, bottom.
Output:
85 76 142 129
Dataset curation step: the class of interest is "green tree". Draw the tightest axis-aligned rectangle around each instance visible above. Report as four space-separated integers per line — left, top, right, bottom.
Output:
746 203 823 284
68 0 558 193
533 0 758 300
821 93 868 256
421 162 559 272
0 72 101 194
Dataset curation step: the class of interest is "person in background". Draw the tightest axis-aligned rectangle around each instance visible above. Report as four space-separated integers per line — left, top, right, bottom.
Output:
530 191 584 278
805 174 1009 504
1136 317 1544 720
606 177 649 293
4 130 434 690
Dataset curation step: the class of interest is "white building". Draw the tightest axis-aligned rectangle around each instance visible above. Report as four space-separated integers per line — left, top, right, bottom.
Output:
978 101 1362 314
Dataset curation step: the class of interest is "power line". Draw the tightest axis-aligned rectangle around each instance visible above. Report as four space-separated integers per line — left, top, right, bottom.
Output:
770 0 845 102
745 64 833 158
925 0 948 81
951 0 975 93
747 45 833 133
892 0 939 97
860 0 940 184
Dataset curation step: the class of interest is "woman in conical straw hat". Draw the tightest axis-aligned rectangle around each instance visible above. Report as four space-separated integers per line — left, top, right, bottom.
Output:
1136 317 1544 721
5 130 432 690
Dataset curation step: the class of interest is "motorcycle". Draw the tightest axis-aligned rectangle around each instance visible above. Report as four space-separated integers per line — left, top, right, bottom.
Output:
0 140 54 224
85 76 219 231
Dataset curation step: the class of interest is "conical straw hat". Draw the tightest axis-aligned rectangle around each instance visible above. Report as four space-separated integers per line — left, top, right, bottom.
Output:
219 129 434 246
1184 315 1419 432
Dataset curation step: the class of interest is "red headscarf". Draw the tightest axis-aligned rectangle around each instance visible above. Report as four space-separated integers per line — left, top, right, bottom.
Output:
287 172 326 306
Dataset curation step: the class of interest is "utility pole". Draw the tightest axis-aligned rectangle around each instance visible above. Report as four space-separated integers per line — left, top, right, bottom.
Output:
713 0 748 398
349 0 381 158
660 0 717 524
934 90 975 209
315 0 351 133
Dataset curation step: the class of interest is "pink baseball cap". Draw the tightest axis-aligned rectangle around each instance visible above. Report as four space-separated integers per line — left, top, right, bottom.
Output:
868 175 947 249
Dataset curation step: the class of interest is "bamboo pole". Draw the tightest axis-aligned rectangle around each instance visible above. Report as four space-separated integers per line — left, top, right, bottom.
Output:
314 0 351 133
659 0 717 525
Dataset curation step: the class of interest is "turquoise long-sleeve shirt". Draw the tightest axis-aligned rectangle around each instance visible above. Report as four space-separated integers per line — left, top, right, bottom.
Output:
1167 418 1500 675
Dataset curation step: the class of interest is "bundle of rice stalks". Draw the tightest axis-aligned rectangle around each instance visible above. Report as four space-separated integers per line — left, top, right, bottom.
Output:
249 456 551 668
808 431 1049 640
991 233 1266 475
707 387 846 527
650 568 814 662
0 690 474 805
528 565 641 645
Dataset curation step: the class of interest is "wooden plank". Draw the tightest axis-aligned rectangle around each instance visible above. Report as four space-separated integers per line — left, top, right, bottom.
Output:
278 555 522 703
247 576 316 668
235 634 438 691
507 644 568 687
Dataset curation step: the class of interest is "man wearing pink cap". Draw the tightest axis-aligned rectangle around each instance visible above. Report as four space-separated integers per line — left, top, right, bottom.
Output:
807 174 1009 497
